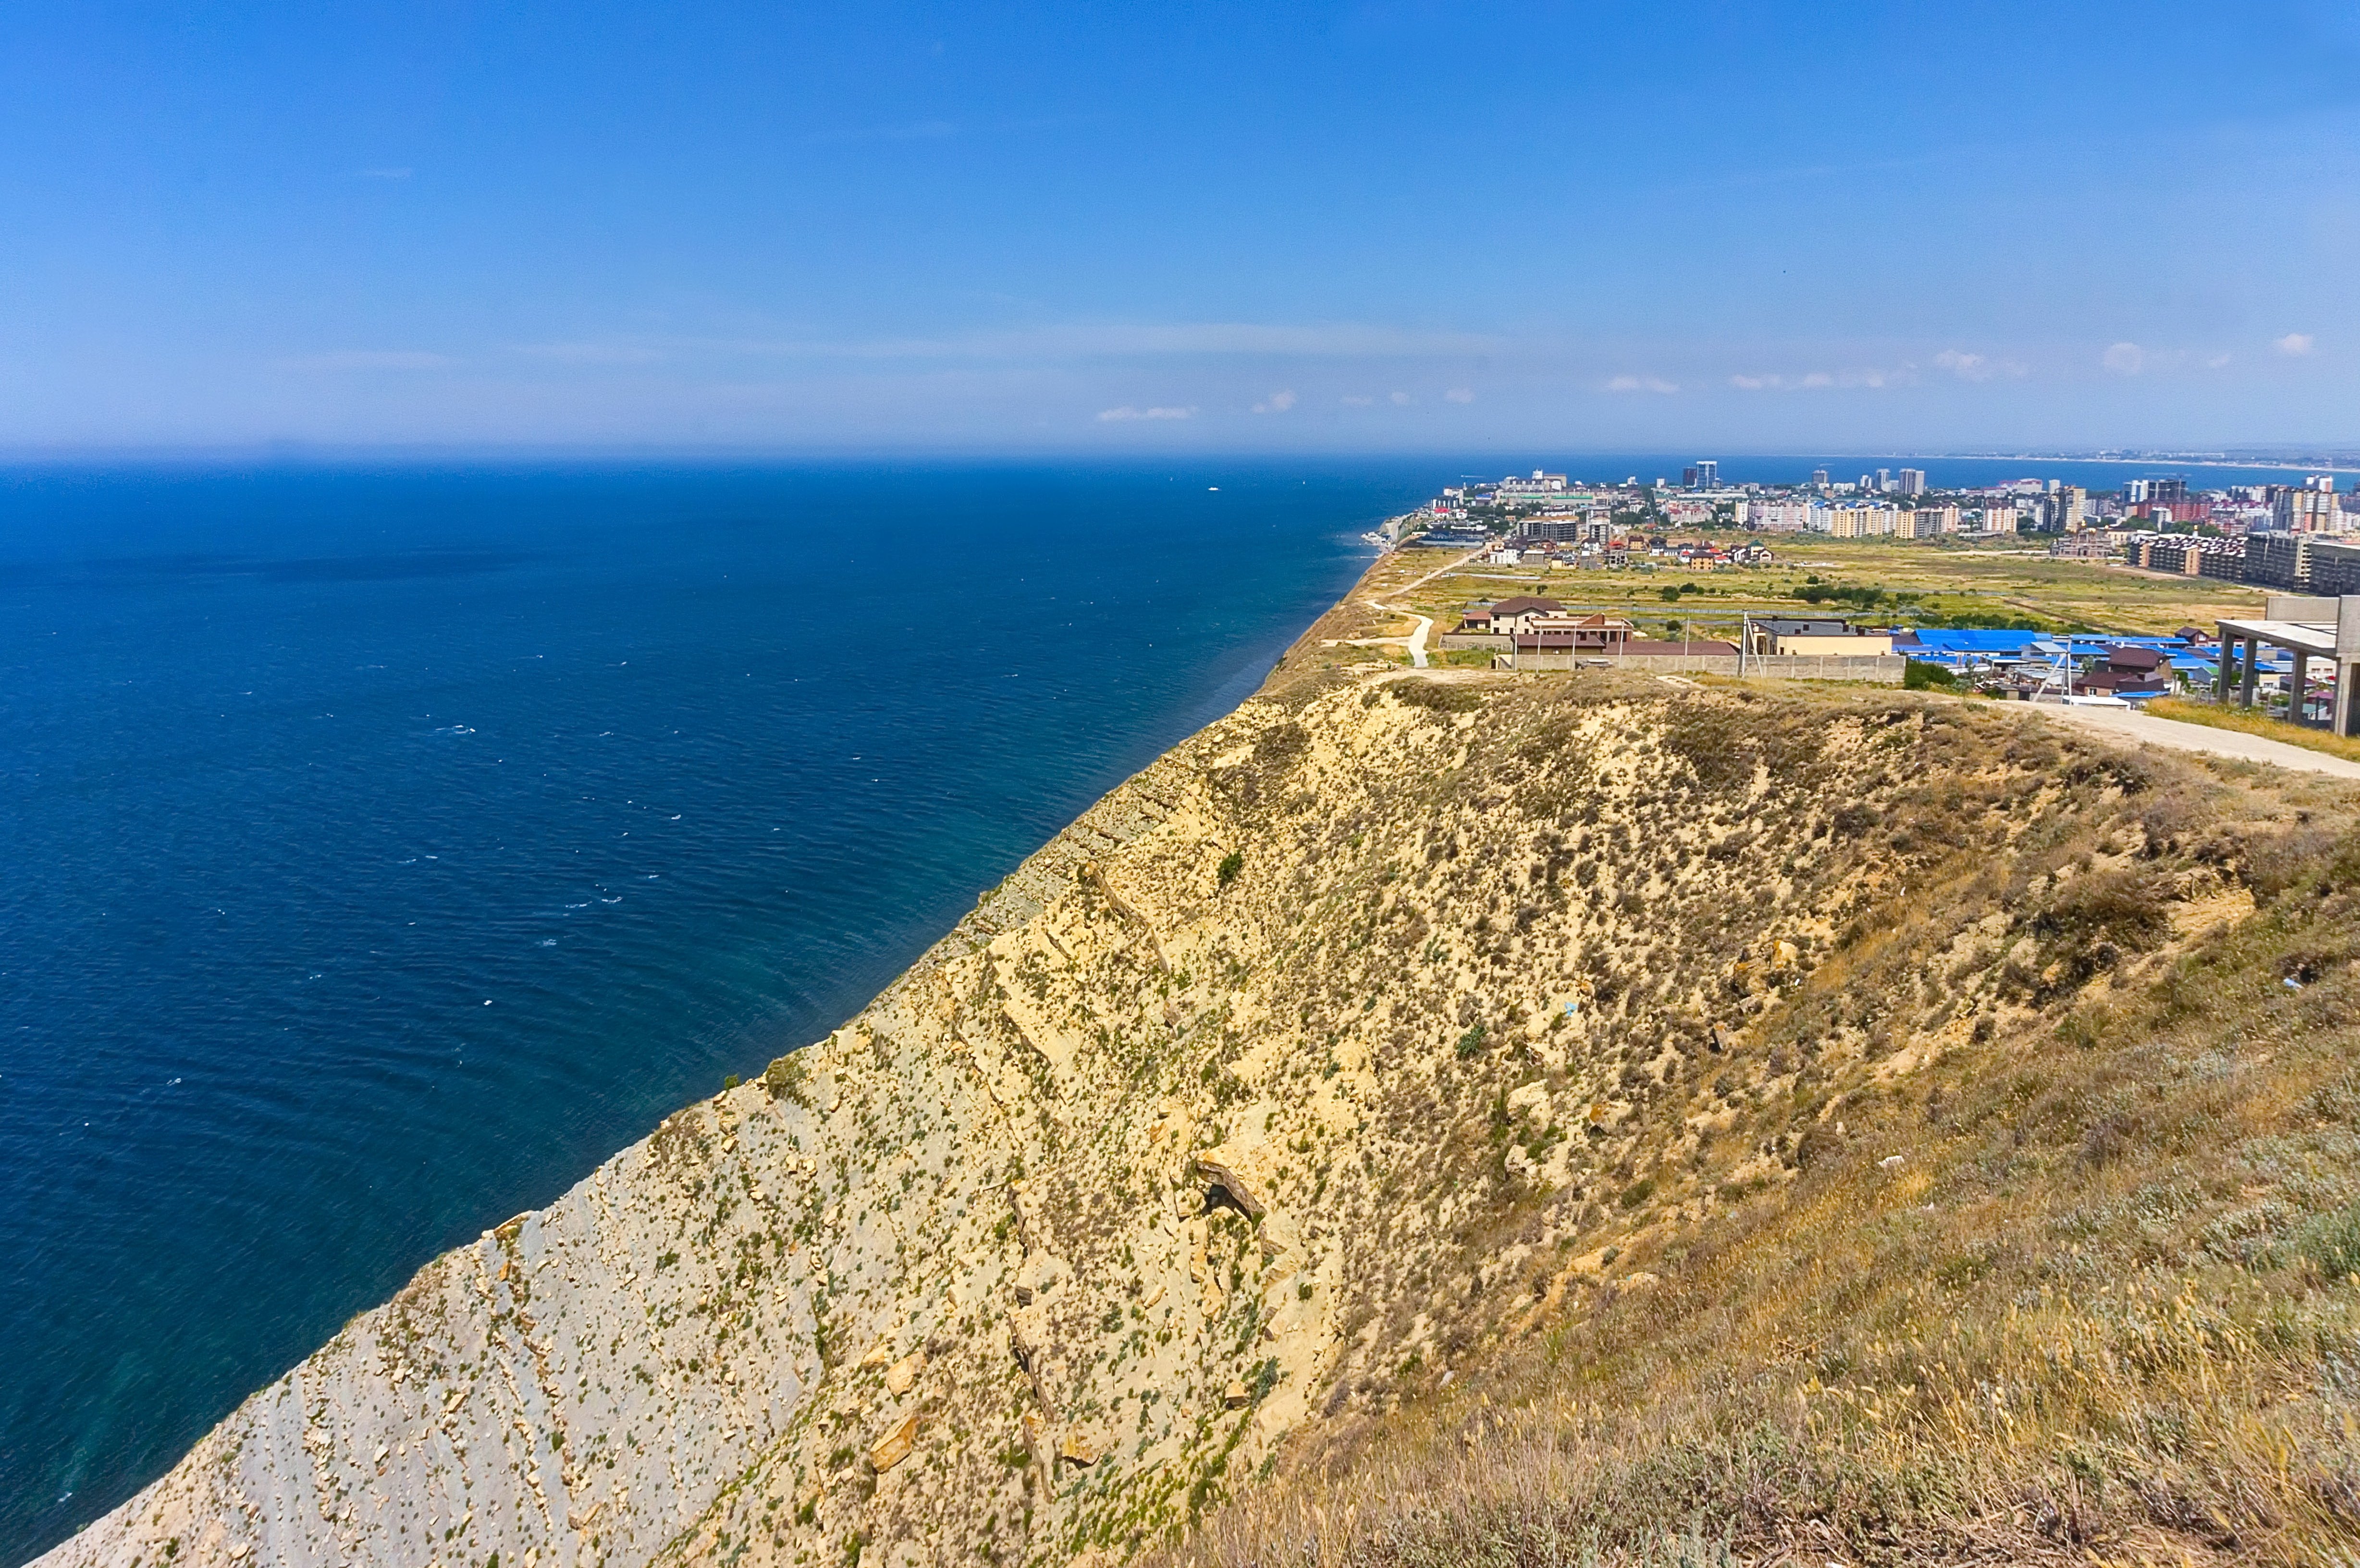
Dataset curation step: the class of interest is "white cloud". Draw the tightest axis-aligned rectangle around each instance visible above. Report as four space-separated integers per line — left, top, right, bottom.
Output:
1728 367 1901 392
2276 332 2316 356
1444 387 1474 403
2102 342 2145 375
1250 389 1297 414
2205 352 2234 369
1095 404 1194 422
275 350 450 371
1389 390 1411 405
1934 349 1989 380
454 320 1503 370
1606 375 1679 394
786 321 1503 360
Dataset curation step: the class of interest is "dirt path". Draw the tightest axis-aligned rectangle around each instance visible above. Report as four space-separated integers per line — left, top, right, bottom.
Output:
2016 701 2360 780
1355 602 1435 667
1358 546 1486 670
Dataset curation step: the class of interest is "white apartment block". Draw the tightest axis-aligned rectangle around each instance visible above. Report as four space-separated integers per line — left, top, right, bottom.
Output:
1828 506 1897 538
1744 500 1818 531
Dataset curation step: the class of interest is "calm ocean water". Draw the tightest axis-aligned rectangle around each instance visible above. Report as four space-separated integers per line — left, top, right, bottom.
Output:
0 460 1426 1562
0 451 2323 1563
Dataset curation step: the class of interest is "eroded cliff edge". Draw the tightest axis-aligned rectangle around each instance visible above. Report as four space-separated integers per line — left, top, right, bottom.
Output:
40 568 2357 1568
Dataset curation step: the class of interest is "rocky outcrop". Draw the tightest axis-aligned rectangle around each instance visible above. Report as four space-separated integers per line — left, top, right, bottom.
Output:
39 648 2200 1568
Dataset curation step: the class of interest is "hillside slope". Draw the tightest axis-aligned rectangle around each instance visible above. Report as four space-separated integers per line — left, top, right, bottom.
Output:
37 598 2360 1568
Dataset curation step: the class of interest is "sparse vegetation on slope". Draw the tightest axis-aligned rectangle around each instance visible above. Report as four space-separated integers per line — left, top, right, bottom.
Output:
1160 689 2360 1568
46 571 2360 1568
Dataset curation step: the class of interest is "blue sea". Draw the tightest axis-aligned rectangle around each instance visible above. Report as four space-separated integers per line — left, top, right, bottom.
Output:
0 459 1429 1563
0 450 2327 1564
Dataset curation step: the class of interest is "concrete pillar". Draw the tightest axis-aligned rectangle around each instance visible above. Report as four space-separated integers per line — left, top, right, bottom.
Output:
2240 637 2260 708
2339 598 2360 736
2215 625 2233 700
2292 652 2308 724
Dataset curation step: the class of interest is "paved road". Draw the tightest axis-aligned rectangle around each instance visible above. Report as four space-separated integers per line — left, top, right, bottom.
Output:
2025 702 2360 780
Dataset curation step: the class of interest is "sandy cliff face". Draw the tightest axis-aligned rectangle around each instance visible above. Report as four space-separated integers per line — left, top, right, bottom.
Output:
44 661 2249 1568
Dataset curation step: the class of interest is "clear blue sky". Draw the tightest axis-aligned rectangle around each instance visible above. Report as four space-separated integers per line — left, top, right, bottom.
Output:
4 2 2357 453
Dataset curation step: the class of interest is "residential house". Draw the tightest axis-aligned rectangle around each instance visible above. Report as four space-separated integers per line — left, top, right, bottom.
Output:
1484 596 1572 635
1745 617 1896 657
1515 613 1635 653
2073 644 2173 698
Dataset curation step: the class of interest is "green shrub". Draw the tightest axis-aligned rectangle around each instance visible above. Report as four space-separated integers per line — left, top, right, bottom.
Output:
2291 1202 2360 1279
1218 850 1245 887
1903 660 1957 690
1393 680 1484 714
762 1054 812 1106
2034 868 2171 985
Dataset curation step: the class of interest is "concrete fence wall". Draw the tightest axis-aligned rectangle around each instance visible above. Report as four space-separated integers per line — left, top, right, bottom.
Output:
1498 652 1906 683
1437 632 1512 651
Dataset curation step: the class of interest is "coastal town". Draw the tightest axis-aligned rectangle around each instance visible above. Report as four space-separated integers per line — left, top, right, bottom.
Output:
1407 463 2358 588
1370 463 2360 743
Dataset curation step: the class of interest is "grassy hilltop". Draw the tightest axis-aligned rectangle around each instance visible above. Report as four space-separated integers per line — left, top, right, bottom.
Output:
1150 581 2360 1567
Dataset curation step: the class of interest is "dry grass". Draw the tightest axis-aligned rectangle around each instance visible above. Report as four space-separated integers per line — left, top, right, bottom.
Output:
2149 697 2360 765
1150 722 2360 1567
1259 547 1475 705
1393 536 2264 647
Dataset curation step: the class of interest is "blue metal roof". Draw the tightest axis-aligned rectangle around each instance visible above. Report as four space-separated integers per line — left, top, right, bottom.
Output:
1894 625 2216 674
1904 628 2051 654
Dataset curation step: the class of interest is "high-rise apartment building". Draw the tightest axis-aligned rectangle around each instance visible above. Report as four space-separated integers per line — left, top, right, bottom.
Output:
1810 467 1830 487
1875 467 1892 492
2046 486 2087 533
2275 476 2343 532
1896 467 1926 496
1681 460 1719 490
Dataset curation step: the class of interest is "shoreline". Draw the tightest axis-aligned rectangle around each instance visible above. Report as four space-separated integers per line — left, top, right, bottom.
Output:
27 541 1426 1568
36 539 2360 1568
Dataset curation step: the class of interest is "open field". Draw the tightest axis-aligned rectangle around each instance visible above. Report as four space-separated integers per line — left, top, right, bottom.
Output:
1376 534 2267 658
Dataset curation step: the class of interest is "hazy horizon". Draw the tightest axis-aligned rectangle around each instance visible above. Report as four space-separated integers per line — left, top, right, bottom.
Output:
5 2 2357 453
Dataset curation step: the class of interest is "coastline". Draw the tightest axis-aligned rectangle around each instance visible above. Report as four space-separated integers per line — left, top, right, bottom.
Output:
25 541 1431 1568
38 539 2360 1568
0 462 1415 1568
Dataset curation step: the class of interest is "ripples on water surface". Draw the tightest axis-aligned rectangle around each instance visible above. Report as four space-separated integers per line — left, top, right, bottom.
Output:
0 460 1431 1562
